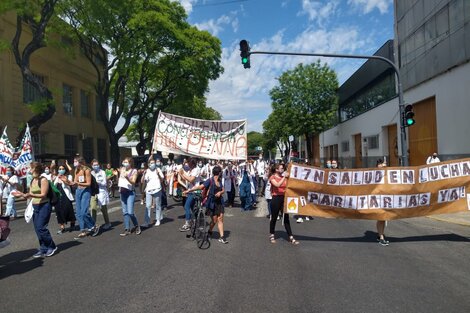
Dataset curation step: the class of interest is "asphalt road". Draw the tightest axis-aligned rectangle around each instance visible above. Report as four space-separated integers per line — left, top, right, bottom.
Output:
2 196 470 313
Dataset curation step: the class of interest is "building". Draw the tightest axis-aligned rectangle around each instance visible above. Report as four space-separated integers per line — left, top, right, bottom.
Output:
317 0 470 168
0 12 109 163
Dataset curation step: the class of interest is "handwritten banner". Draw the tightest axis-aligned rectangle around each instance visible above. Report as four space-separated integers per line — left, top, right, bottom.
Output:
0 125 33 178
152 112 247 160
284 158 470 220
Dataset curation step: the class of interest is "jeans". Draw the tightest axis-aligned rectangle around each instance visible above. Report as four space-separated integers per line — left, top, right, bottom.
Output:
5 195 16 217
161 190 168 208
32 202 56 253
184 193 196 222
145 190 162 225
75 187 95 231
121 189 138 230
240 195 252 211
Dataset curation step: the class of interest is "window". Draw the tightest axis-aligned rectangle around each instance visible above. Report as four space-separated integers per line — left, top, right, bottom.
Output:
64 135 77 157
63 84 73 115
95 95 103 121
31 133 46 155
97 138 107 163
23 74 45 104
82 137 94 163
365 135 379 150
341 141 349 152
80 90 90 117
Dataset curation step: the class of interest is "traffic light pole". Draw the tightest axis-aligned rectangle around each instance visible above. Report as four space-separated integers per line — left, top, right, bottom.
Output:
249 50 409 166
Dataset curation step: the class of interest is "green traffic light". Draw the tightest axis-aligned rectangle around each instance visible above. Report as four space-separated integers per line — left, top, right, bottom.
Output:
242 57 248 64
406 118 415 126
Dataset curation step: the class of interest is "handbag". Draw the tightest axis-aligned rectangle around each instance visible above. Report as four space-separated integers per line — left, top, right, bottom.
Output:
24 199 34 223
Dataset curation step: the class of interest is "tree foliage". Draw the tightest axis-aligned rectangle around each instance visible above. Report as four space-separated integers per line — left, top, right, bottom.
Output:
264 61 338 159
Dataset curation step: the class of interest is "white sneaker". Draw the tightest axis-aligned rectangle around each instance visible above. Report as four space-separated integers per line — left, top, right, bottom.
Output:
154 220 161 227
276 215 280 221
305 217 310 221
296 217 303 223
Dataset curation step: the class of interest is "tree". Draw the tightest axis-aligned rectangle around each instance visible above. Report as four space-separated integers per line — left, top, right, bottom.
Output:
0 0 60 142
61 0 223 165
247 131 264 156
269 61 338 161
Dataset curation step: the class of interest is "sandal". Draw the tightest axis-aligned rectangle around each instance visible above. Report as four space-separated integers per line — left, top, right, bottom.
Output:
289 236 300 245
77 232 88 238
269 234 276 244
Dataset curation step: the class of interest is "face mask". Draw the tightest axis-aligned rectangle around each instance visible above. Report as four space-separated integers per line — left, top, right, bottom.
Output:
122 162 129 168
44 169 50 174
183 164 190 171
149 163 156 170
6 171 12 177
326 163 331 168
93 165 100 172
58 169 66 175
156 162 162 168
259 157 262 160
73 161 79 167
432 156 436 159
332 164 337 169
198 163 203 168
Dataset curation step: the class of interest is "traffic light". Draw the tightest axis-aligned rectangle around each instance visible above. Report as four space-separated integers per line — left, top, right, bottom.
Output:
239 39 250 69
403 104 415 127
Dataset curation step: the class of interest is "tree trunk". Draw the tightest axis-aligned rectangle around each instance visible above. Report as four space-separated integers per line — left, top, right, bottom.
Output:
304 133 312 163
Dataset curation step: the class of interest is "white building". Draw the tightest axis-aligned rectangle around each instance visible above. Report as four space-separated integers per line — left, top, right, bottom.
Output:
317 0 470 168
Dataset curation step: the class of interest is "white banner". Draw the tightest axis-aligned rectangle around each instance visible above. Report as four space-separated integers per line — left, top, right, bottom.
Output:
152 112 247 160
0 125 34 178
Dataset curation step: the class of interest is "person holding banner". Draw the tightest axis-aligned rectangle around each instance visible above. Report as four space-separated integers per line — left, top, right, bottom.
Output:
269 163 299 245
376 160 390 246
2 167 19 218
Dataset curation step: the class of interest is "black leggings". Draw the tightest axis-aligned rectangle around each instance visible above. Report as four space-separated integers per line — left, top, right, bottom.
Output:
270 195 293 237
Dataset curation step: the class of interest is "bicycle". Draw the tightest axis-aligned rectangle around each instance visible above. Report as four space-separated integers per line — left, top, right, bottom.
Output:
185 191 210 249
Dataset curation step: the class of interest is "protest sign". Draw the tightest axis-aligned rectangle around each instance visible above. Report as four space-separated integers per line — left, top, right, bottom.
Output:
152 112 247 160
284 158 470 220
0 125 33 178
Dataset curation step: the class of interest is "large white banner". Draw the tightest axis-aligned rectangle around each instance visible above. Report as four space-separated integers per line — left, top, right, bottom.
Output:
0 125 34 178
152 112 247 160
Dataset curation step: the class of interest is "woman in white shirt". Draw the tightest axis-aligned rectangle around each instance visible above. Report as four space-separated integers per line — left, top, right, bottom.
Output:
54 164 76 233
2 167 18 218
90 160 111 230
142 158 165 227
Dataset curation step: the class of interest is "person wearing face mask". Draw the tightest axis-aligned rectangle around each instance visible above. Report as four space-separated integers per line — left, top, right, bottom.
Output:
426 152 441 164
90 160 111 231
325 160 332 169
331 160 338 169
142 158 165 227
53 165 76 233
71 157 100 239
178 158 201 232
254 153 267 197
223 162 237 207
268 163 299 245
115 157 141 236
2 167 19 218
156 159 168 210
105 163 116 198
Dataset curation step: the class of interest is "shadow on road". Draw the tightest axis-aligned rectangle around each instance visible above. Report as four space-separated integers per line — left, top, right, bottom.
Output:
0 240 82 279
293 230 470 243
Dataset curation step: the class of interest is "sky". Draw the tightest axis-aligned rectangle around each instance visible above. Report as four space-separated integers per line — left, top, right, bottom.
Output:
176 0 394 132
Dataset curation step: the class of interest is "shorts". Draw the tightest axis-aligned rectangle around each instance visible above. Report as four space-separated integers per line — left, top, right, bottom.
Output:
209 203 225 217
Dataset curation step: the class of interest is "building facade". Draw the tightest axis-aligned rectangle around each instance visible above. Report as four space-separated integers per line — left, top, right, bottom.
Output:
0 13 109 163
317 0 470 168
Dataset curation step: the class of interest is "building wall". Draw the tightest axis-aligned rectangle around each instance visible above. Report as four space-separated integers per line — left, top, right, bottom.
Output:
0 13 108 162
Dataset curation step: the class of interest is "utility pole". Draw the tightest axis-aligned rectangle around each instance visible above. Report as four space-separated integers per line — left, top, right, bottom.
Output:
241 44 409 166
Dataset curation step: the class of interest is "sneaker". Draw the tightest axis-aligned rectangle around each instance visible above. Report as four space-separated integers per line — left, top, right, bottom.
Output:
135 226 142 235
305 217 310 221
154 220 161 227
218 237 229 244
276 215 280 221
32 250 44 258
91 225 101 237
179 224 190 232
120 230 131 237
102 223 112 230
379 239 390 246
45 247 58 257
296 217 303 223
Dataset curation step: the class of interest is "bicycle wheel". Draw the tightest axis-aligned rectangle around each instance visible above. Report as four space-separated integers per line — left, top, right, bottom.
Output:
195 209 210 249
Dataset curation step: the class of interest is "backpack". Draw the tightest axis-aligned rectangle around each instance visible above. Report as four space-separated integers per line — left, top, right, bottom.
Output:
90 174 99 196
40 177 60 206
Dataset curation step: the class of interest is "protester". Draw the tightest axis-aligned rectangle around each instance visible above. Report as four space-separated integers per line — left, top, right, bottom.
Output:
72 156 100 239
269 163 299 245
376 159 389 246
115 157 141 236
426 152 440 164
2 166 18 218
105 163 116 198
254 153 267 196
138 162 147 205
264 166 273 219
90 160 111 230
184 165 228 244
13 162 57 258
239 164 253 211
54 164 76 233
142 158 164 227
178 158 201 232
223 162 237 207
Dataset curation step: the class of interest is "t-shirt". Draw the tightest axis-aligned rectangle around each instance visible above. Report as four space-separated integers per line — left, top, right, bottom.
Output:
187 167 201 189
144 168 164 194
270 175 286 196
203 177 223 206
2 175 18 198
91 170 107 189
105 169 114 178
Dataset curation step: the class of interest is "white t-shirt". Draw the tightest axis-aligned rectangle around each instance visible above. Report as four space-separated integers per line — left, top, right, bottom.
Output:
187 167 201 189
2 175 18 198
426 156 441 164
254 159 266 176
91 170 107 189
144 168 164 194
